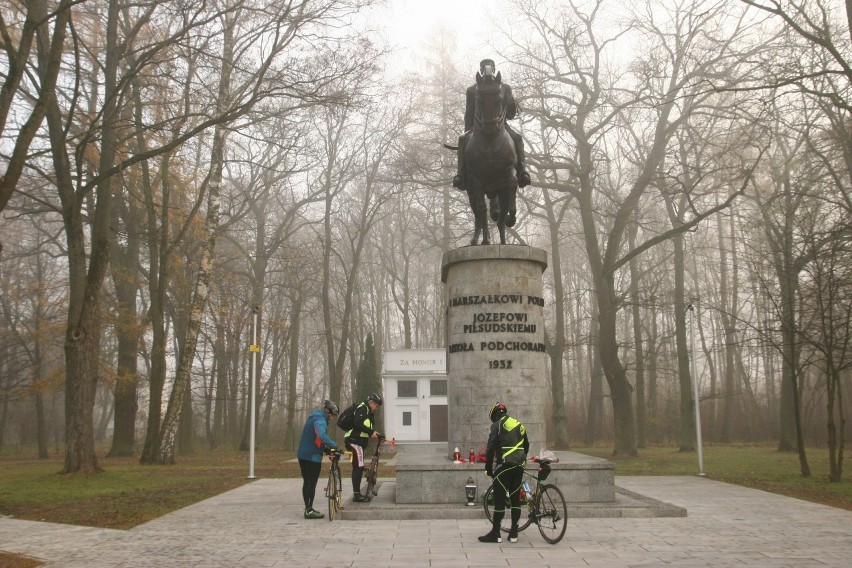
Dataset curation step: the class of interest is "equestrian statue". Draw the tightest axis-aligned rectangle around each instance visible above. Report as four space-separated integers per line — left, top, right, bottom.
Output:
448 59 531 245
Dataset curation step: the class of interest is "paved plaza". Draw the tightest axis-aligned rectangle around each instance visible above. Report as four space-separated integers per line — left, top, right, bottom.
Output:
1 476 850 567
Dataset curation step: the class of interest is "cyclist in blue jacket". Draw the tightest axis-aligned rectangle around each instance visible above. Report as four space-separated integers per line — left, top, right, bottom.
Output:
297 399 339 519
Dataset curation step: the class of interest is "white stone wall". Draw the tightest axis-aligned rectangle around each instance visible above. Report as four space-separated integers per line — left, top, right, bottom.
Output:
382 349 448 441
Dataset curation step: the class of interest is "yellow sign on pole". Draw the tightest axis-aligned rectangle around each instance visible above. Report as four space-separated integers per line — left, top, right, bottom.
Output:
249 344 260 353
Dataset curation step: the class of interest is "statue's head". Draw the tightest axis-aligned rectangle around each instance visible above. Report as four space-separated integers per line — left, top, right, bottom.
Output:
479 58 496 76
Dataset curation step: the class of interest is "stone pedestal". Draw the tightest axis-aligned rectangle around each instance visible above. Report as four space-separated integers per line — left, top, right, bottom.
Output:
442 245 549 458
395 450 615 504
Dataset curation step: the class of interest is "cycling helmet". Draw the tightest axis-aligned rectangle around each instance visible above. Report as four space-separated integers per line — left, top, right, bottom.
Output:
366 392 383 406
323 399 339 416
489 402 507 422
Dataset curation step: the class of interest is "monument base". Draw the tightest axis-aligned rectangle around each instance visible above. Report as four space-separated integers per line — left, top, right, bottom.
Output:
394 449 615 504
337 445 686 520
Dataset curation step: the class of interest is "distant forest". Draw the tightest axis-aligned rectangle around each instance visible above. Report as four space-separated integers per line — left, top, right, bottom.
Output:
0 0 849 481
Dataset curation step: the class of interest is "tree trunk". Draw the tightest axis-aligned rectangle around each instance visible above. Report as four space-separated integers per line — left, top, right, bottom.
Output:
178 387 193 455
203 349 216 445
283 295 303 451
35 393 48 459
33 259 48 459
260 330 282 442
543 190 570 448
227 328 241 444
154 17 234 464
692 265 718 440
0 392 8 451
47 0 121 474
107 207 141 456
598 285 637 456
95 390 114 442
672 231 696 451
584 317 603 446
648 294 659 441
717 210 736 443
211 319 227 448
628 226 647 448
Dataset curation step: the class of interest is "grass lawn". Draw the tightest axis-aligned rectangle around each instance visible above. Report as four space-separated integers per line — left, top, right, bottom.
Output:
575 444 852 511
0 445 397 530
0 443 848 533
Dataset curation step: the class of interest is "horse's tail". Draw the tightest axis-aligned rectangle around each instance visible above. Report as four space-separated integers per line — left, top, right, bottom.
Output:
443 142 458 151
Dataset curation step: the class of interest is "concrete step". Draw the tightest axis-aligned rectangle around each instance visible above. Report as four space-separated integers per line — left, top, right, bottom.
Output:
337 480 686 521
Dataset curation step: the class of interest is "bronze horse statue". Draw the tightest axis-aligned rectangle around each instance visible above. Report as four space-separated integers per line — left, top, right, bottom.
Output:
452 70 519 245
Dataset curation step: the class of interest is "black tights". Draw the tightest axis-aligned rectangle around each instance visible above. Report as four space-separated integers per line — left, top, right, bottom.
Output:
298 458 322 510
346 439 365 494
492 463 524 530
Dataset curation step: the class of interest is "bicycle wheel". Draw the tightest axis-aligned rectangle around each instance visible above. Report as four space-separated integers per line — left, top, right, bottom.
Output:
364 459 379 497
334 466 343 510
327 467 339 522
536 484 567 544
483 486 532 533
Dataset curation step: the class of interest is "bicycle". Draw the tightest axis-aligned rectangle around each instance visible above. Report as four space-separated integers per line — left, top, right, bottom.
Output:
362 434 386 499
324 448 343 521
483 453 567 544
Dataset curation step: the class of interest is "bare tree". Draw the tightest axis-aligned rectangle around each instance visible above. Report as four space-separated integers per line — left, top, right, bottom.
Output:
0 0 72 231
511 0 764 455
800 227 851 482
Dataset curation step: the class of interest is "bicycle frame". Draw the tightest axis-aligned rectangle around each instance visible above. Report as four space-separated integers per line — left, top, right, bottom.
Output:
483 456 567 544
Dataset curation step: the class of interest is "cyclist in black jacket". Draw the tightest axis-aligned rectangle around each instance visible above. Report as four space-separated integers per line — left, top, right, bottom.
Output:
479 402 529 544
344 392 383 502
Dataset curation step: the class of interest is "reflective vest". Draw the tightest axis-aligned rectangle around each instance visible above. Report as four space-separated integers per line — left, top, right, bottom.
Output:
345 402 374 439
498 415 526 464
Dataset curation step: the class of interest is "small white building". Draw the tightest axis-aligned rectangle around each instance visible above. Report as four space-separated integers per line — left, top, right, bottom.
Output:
382 349 448 442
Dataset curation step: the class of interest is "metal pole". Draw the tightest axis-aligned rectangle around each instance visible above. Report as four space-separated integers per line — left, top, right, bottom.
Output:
689 303 705 476
248 305 259 479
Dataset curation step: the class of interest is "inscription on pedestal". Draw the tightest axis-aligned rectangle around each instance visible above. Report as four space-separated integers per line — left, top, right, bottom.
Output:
448 295 546 363
442 246 549 458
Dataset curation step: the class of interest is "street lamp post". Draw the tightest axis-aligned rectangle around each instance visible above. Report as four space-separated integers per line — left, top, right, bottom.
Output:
688 303 705 476
248 305 260 479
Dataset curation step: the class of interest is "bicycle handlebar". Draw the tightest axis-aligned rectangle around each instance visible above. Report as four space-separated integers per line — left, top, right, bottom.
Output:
325 447 341 460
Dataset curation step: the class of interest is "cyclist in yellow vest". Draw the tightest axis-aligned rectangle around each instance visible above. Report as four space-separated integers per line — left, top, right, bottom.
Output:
479 402 529 544
344 392 383 502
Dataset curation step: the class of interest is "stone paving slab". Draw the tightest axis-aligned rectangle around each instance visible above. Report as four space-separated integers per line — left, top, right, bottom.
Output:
1 476 850 567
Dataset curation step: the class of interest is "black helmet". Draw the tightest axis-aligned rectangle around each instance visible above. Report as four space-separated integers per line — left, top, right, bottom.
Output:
489 402 507 422
480 58 496 73
323 399 339 416
366 392 383 406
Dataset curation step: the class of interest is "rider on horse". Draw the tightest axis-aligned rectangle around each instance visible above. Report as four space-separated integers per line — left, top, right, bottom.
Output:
453 59 531 190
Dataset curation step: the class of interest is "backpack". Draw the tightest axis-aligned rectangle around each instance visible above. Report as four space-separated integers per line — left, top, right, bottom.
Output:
336 402 358 431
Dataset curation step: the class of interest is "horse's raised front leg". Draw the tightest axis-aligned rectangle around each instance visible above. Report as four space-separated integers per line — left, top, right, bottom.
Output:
496 187 515 244
478 199 490 245
489 194 500 223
